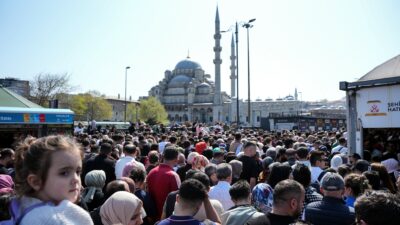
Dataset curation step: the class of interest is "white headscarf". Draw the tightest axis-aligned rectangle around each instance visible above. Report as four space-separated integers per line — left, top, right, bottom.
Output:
330 155 343 171
100 191 146 225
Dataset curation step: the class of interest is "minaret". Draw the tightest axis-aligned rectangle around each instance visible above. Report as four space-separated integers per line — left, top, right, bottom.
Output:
213 6 222 105
230 34 236 98
295 88 298 100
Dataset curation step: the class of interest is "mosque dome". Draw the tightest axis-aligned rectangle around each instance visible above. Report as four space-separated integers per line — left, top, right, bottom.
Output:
196 82 211 94
175 59 202 70
168 75 193 88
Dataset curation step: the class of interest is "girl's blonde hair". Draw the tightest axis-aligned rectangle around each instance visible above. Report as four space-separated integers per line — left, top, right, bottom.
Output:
14 135 82 197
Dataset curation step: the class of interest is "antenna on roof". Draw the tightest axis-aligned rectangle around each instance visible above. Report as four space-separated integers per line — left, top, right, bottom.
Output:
187 49 190 59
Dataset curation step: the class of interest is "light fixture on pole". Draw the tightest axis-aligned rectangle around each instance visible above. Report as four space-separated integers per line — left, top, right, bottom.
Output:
243 18 255 126
124 66 130 123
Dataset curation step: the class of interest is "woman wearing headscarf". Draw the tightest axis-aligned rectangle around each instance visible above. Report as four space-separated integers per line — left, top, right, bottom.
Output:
100 191 146 225
0 174 14 195
82 170 106 211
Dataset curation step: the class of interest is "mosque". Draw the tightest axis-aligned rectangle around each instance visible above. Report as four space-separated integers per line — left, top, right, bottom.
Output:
148 7 302 125
149 7 233 123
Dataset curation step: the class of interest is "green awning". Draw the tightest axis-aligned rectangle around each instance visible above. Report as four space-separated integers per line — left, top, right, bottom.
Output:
0 85 42 108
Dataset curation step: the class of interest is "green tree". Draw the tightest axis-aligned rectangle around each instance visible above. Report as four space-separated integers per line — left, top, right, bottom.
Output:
70 91 112 121
139 97 168 125
126 102 139 123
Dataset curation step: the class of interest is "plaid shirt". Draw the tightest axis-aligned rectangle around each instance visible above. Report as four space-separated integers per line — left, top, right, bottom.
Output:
300 186 323 219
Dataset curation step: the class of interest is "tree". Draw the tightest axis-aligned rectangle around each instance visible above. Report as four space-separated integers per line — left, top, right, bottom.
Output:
30 73 75 106
70 91 112 121
126 102 139 123
139 97 168 125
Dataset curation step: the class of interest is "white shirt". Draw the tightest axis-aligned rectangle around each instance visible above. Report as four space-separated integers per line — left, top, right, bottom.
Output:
158 141 169 154
74 126 84 135
209 181 234 211
311 166 323 183
115 156 145 179
331 145 348 155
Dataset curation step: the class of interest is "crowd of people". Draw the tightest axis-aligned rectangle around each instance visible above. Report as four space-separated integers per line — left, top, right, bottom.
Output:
0 122 400 225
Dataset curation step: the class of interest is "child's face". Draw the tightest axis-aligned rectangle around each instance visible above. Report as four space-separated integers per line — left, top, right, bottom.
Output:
38 149 82 205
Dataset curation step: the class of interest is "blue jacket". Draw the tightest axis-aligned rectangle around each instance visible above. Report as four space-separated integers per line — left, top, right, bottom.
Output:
305 196 355 225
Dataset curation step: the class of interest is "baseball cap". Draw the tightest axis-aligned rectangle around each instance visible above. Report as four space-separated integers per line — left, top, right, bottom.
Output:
321 172 344 191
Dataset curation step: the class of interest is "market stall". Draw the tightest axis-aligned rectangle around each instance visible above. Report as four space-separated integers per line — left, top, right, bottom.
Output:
340 55 400 155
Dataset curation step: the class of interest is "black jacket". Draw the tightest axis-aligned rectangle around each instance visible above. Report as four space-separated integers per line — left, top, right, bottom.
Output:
82 154 116 190
305 196 355 225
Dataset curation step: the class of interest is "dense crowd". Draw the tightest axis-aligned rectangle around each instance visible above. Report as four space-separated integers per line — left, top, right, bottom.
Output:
0 122 400 225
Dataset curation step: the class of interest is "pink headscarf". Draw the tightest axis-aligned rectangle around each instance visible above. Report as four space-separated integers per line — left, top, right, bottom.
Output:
100 191 146 225
192 155 209 171
0 174 14 194
122 161 141 177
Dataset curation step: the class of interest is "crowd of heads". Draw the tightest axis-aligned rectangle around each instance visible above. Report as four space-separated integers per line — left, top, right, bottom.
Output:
0 122 399 225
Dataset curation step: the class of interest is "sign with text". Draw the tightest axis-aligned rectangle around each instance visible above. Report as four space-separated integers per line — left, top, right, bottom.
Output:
0 113 74 124
356 84 400 128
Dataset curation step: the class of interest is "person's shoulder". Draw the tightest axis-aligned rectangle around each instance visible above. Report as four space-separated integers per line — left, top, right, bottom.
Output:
21 200 93 225
305 199 323 210
156 218 171 225
246 213 270 225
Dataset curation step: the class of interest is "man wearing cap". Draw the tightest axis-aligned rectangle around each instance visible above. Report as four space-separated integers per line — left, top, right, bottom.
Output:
304 172 355 225
210 148 225 165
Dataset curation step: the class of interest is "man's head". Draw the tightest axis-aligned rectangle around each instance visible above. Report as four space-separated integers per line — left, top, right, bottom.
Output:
296 147 308 160
229 159 243 180
243 141 257 157
310 151 325 168
292 163 311 188
338 137 347 146
123 144 137 156
204 163 218 186
163 146 179 164
355 191 400 225
272 179 305 218
0 148 15 168
353 159 370 174
229 180 251 205
176 179 207 215
216 163 232 183
169 136 177 144
99 142 112 155
349 153 361 166
320 172 344 198
105 180 129 199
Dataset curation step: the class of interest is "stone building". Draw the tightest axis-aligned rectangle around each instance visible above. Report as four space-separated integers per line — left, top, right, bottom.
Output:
105 95 139 122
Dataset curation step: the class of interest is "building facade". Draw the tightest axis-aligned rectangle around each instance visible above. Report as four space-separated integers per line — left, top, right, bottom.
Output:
105 96 139 122
0 78 30 98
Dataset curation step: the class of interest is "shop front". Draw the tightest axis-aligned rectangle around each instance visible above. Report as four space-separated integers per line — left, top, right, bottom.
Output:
0 107 74 148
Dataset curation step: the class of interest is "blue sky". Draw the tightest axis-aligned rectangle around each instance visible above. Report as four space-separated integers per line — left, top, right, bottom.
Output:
1 0 400 101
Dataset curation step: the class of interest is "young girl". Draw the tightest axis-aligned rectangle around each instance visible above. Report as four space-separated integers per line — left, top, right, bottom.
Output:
6 135 93 224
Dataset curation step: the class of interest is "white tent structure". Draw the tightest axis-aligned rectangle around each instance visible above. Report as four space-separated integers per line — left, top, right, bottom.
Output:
340 55 400 155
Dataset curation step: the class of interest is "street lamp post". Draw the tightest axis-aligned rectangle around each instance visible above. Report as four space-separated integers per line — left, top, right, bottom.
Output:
235 22 240 126
243 19 255 127
222 18 255 128
124 66 130 123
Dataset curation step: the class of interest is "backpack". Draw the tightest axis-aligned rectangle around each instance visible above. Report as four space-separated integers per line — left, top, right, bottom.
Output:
0 198 47 225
